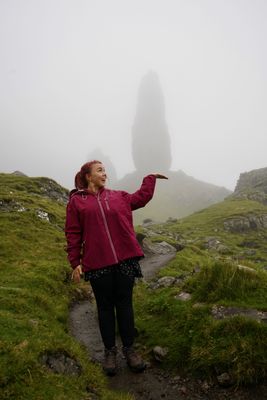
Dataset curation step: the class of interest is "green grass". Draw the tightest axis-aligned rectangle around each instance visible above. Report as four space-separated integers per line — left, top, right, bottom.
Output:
187 261 267 308
1 172 267 392
0 173 132 400
134 197 267 385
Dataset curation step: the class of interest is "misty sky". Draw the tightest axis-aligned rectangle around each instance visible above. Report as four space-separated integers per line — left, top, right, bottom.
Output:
1 0 266 191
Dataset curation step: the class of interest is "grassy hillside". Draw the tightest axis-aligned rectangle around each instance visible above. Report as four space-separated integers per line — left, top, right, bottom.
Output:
0 173 131 400
1 172 266 395
134 196 267 385
115 170 231 225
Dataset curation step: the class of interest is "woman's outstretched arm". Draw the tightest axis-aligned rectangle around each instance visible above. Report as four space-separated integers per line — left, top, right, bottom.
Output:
125 173 168 211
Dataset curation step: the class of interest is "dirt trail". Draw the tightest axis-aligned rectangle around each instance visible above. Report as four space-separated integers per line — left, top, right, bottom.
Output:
68 253 266 400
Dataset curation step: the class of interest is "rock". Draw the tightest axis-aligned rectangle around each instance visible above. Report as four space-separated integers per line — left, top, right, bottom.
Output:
149 275 185 290
153 346 169 362
38 178 69 204
170 375 181 384
136 232 147 246
217 372 232 387
166 217 178 223
203 237 221 249
132 71 172 173
36 209 49 221
11 170 27 176
232 167 267 205
149 276 176 289
173 242 185 252
224 215 267 232
142 218 154 226
243 249 256 256
142 239 177 255
17 206 26 212
201 380 210 391
174 292 192 301
0 199 28 212
231 190 267 205
239 240 260 248
40 351 82 376
211 305 267 323
179 385 188 395
203 237 229 254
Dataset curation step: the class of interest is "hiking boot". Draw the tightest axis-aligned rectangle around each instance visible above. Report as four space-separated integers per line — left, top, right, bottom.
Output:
103 346 117 376
122 346 146 372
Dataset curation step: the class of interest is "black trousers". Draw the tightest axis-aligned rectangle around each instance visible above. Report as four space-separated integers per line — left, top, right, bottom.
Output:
90 270 135 349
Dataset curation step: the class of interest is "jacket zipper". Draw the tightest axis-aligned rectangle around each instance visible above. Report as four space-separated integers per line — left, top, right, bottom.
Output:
97 193 118 264
105 197 110 211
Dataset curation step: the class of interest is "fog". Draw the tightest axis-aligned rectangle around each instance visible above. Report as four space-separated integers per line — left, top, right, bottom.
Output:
1 0 266 191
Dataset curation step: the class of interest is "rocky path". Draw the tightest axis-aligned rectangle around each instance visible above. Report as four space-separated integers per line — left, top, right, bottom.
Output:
68 251 266 400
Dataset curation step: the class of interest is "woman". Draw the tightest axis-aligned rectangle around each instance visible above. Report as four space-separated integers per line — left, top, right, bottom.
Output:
65 160 167 376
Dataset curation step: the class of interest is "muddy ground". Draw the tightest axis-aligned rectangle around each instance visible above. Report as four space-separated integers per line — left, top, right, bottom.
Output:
68 252 266 400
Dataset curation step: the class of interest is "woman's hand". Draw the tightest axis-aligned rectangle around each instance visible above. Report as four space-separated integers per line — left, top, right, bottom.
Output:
151 173 168 179
71 265 82 283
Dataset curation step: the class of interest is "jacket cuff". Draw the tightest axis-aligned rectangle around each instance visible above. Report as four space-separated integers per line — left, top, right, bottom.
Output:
71 260 81 269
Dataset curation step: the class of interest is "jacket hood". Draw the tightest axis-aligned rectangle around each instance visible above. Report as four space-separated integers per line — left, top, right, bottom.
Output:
69 187 106 199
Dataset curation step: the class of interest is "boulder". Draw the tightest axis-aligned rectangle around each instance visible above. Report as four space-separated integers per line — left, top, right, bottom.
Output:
153 346 169 362
223 215 267 232
203 237 229 254
40 351 82 376
149 276 177 289
174 292 192 301
217 372 232 387
142 239 177 255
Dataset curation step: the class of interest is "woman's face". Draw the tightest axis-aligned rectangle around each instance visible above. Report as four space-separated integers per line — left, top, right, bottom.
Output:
87 163 107 189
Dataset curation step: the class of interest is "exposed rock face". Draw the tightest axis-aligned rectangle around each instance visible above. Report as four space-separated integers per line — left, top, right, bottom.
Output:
132 71 171 173
223 214 267 232
235 167 267 193
37 178 69 203
0 199 28 212
114 71 231 223
232 167 267 205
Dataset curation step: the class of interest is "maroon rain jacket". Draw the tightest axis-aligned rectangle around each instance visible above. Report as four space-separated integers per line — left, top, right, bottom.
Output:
65 174 156 272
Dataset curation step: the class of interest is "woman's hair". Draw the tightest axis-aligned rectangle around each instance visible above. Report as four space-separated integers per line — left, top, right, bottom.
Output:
74 160 102 189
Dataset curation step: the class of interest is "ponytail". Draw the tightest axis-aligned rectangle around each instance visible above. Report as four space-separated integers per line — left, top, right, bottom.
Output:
74 171 84 190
